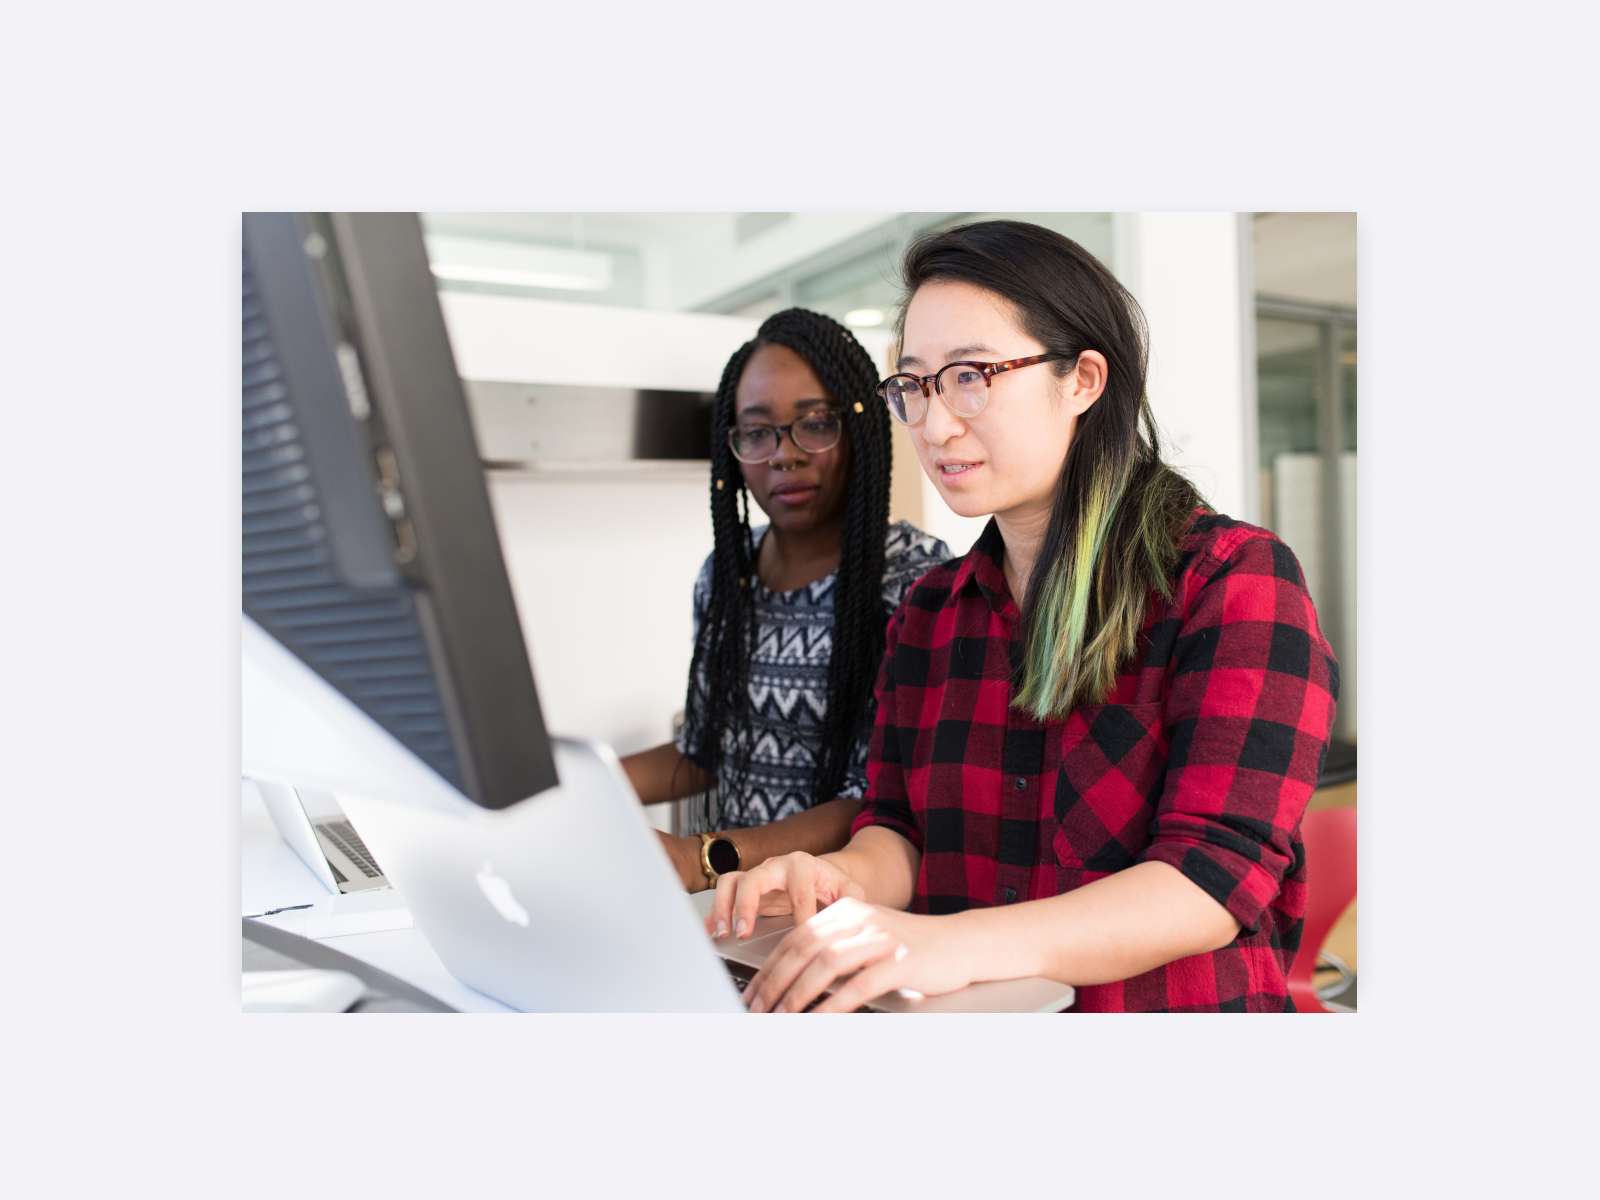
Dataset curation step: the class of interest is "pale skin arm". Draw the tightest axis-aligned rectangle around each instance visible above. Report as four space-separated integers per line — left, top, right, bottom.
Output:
620 743 862 892
708 830 1242 1013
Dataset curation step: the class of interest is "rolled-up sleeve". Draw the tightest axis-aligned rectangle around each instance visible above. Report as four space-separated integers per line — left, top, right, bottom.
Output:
850 605 922 849
1140 531 1339 932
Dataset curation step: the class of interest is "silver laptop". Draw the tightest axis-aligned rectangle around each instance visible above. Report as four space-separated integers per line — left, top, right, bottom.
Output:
337 738 744 1012
336 737 1075 1014
253 778 391 895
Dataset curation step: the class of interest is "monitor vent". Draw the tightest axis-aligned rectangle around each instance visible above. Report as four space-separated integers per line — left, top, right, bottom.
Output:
242 250 463 787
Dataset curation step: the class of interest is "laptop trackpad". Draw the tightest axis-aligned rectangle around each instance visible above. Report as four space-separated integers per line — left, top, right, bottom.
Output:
713 915 795 968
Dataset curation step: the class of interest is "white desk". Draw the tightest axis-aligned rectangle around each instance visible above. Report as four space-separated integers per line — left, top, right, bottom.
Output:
242 783 517 1012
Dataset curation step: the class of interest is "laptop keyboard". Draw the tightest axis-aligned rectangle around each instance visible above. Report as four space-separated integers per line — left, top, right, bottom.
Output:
319 821 384 878
722 960 865 1012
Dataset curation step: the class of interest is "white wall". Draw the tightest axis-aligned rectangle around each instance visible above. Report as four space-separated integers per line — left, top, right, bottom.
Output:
1114 213 1249 521
918 472 990 556
485 467 712 757
436 293 747 781
439 291 758 391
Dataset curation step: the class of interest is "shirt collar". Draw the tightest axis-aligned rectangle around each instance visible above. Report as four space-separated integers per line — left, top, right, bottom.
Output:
951 518 1018 617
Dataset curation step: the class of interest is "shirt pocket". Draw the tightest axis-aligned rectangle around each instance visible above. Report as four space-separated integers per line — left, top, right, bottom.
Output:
1051 702 1168 874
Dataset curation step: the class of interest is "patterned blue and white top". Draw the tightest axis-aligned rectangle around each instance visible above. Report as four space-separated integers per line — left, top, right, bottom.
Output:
675 520 951 832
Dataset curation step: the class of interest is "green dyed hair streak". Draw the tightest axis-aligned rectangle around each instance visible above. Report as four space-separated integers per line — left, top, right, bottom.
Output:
1013 396 1206 721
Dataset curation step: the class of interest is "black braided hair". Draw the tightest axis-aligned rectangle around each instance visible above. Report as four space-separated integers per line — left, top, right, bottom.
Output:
681 308 893 816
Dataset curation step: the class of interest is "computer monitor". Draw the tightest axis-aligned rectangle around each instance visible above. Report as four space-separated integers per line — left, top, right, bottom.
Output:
241 212 558 810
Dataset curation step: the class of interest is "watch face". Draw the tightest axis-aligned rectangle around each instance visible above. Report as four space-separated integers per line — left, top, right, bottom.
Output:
707 837 740 876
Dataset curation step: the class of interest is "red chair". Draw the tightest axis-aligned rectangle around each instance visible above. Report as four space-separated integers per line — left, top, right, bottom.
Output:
1287 806 1357 1013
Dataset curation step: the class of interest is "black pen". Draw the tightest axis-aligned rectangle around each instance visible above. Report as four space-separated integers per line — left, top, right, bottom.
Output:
244 904 315 918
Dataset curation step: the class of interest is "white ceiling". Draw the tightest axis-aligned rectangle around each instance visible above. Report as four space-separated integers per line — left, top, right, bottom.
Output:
1254 212 1357 308
423 212 733 249
420 212 1354 320
421 212 899 312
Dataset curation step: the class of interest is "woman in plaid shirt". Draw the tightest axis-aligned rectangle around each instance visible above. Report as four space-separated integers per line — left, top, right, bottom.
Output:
710 221 1339 1012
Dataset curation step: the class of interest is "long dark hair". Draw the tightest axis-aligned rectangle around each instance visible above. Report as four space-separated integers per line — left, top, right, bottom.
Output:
681 308 893 808
897 220 1207 719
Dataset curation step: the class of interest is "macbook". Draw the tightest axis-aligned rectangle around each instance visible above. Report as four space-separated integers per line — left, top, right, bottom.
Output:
254 777 391 894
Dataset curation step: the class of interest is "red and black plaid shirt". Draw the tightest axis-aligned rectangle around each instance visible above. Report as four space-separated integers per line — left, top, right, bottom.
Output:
851 512 1338 1012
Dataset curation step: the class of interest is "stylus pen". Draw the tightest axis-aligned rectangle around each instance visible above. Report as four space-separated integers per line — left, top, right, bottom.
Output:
244 904 315 918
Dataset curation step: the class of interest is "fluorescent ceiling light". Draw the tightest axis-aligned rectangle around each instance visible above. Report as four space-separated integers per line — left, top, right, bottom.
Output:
844 308 884 327
424 235 613 292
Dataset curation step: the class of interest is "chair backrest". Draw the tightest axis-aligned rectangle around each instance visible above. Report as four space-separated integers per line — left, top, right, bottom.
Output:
1287 806 1358 1012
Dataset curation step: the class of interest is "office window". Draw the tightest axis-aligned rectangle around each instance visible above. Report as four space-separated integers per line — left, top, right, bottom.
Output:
1256 300 1356 742
703 212 1117 335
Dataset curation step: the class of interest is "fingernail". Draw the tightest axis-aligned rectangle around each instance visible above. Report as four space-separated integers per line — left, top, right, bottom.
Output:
772 1001 786 1014
735 920 748 938
714 920 727 938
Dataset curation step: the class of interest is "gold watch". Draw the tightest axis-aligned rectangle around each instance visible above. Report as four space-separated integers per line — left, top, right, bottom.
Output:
699 832 741 886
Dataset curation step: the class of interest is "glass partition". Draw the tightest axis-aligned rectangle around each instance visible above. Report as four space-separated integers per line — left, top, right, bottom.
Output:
1257 301 1356 742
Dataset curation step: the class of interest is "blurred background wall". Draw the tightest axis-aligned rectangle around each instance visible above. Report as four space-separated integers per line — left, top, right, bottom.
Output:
423 211 1357 820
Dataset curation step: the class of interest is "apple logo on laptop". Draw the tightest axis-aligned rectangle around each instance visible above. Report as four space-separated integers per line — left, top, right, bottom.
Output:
475 862 529 927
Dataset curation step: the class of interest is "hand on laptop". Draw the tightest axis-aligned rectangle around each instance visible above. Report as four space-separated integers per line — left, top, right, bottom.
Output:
705 851 865 939
739 898 981 1014
709 831 945 1011
706 826 920 942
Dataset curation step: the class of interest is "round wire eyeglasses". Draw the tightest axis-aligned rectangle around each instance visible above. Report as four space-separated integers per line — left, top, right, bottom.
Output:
726 407 844 464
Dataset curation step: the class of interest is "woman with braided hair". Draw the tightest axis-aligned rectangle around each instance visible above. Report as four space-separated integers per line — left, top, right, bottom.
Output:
621 308 948 893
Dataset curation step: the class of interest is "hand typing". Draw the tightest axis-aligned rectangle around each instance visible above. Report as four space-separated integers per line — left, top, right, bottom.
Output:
739 897 980 1014
704 851 863 940
705 850 981 1013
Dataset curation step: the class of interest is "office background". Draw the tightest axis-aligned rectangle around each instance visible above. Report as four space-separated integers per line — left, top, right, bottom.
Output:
418 212 1357 832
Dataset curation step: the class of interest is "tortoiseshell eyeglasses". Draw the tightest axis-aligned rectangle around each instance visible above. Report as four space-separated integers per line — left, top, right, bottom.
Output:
877 353 1068 425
